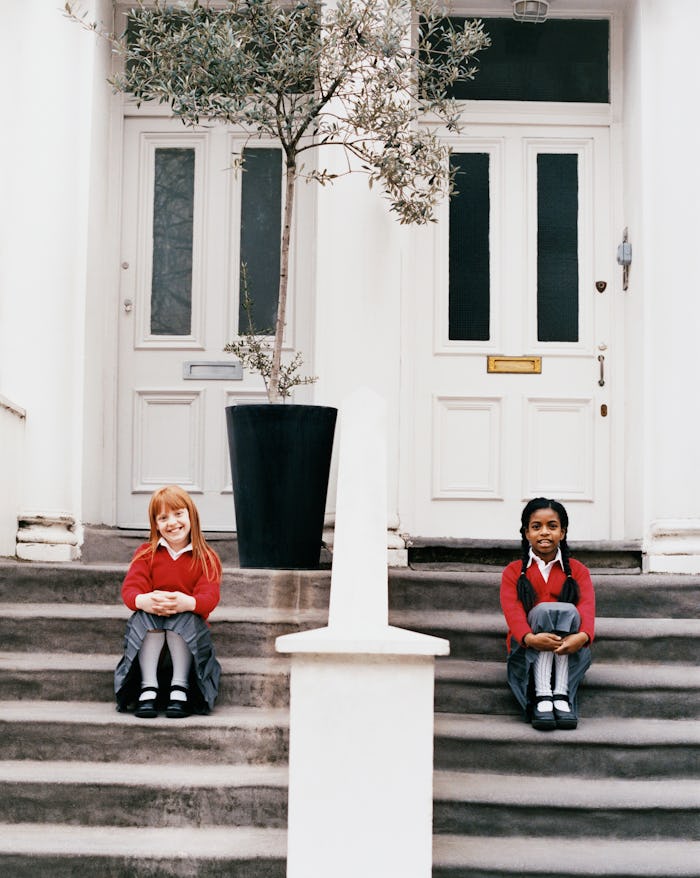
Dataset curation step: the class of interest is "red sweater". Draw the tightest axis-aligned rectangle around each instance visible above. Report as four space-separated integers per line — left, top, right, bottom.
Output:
500 557 595 650
122 544 221 621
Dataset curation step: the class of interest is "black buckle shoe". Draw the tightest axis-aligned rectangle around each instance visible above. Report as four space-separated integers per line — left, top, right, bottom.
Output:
166 685 191 718
134 687 158 718
531 696 556 731
553 697 578 730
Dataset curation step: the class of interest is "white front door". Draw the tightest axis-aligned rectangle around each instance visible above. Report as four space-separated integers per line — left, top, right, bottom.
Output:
406 124 615 540
117 117 308 529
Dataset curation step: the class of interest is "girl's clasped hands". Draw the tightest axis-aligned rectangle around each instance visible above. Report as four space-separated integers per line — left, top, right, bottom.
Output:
135 589 196 616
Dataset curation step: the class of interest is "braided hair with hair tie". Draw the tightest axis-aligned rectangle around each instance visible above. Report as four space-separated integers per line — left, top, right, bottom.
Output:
516 497 580 614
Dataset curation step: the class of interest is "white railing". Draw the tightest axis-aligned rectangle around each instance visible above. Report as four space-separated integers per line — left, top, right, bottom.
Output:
0 395 26 557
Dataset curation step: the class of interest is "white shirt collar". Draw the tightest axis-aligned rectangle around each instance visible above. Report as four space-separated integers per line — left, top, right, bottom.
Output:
527 546 563 583
158 537 193 561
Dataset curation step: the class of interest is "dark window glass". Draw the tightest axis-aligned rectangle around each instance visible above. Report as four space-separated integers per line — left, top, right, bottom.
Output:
449 153 490 341
537 153 579 342
438 18 609 103
239 148 282 334
151 148 195 336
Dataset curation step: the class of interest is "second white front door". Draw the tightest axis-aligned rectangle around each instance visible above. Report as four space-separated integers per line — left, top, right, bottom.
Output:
406 124 616 541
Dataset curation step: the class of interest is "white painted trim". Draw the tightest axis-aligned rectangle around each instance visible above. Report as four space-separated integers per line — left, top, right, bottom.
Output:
277 626 450 656
644 520 700 574
0 396 26 420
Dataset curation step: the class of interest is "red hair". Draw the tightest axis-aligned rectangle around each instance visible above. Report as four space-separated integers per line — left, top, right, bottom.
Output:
135 485 221 581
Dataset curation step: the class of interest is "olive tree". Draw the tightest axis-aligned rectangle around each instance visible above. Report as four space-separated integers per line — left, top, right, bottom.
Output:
67 0 489 402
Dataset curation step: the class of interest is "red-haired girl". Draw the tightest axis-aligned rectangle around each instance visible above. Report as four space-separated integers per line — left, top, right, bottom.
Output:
500 498 595 730
115 486 222 718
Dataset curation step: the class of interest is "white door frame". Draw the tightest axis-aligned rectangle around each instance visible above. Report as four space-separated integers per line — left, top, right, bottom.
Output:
398 12 626 541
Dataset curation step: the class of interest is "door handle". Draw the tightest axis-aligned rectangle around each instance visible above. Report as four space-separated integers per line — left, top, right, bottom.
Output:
598 354 605 387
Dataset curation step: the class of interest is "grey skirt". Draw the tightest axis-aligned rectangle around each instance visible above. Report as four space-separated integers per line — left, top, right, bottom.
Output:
114 610 221 714
506 602 592 716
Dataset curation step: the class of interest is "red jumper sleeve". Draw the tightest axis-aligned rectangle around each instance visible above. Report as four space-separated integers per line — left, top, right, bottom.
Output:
190 557 222 619
570 559 596 643
500 561 531 646
121 548 155 611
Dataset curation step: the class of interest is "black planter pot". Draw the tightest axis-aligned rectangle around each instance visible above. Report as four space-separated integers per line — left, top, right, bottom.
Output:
225 404 338 569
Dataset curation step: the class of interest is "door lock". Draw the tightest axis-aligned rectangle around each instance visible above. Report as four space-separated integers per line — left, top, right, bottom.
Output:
123 298 134 313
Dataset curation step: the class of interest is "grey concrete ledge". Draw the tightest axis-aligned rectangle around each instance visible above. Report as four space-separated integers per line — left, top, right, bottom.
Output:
435 712 700 745
433 834 700 874
433 770 700 809
0 823 287 859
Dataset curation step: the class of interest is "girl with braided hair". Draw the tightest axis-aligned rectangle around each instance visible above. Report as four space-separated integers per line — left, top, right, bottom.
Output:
500 498 595 730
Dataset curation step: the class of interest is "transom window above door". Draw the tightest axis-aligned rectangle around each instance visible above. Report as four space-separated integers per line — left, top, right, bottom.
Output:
434 17 609 103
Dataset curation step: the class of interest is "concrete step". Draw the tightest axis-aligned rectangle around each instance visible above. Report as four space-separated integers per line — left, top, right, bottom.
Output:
81 527 240 566
432 771 700 840
408 538 643 572
435 660 700 719
0 560 332 610
2 830 698 878
3 702 698 781
3 760 696 843
0 603 326 657
0 823 286 878
4 559 700 619
0 701 289 765
0 761 287 828
434 714 700 779
432 834 700 877
3 604 700 665
0 652 292 708
391 569 700 619
390 611 700 664
4 653 698 721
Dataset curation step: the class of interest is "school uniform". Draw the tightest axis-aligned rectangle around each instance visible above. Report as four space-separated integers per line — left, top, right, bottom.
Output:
500 551 595 715
114 542 222 713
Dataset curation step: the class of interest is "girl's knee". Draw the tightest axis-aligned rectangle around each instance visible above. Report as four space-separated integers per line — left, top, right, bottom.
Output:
528 602 581 633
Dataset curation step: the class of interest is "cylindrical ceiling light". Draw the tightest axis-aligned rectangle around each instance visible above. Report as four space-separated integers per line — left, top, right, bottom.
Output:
512 1 550 23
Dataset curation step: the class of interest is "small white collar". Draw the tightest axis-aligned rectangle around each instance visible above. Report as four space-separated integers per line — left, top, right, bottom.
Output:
158 537 193 561
527 546 563 583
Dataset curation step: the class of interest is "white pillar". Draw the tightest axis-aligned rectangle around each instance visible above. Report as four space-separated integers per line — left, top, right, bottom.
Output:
277 389 449 878
631 0 700 571
0 1 112 559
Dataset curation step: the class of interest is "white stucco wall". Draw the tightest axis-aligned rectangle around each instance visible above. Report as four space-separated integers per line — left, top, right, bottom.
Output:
634 0 700 570
312 162 406 535
619 0 645 541
4 0 700 567
0 0 113 558
0 399 25 557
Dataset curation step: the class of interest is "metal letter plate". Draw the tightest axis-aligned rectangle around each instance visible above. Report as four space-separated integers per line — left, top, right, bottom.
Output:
487 356 542 375
183 361 244 380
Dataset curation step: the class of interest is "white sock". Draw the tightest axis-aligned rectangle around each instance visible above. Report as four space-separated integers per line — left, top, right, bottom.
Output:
553 654 570 709
138 631 165 698
533 650 553 700
166 630 192 701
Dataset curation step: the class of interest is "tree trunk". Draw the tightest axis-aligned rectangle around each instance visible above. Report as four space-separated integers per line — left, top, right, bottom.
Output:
269 160 296 404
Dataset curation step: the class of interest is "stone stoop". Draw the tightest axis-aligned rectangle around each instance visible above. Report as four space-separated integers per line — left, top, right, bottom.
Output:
0 559 699 876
